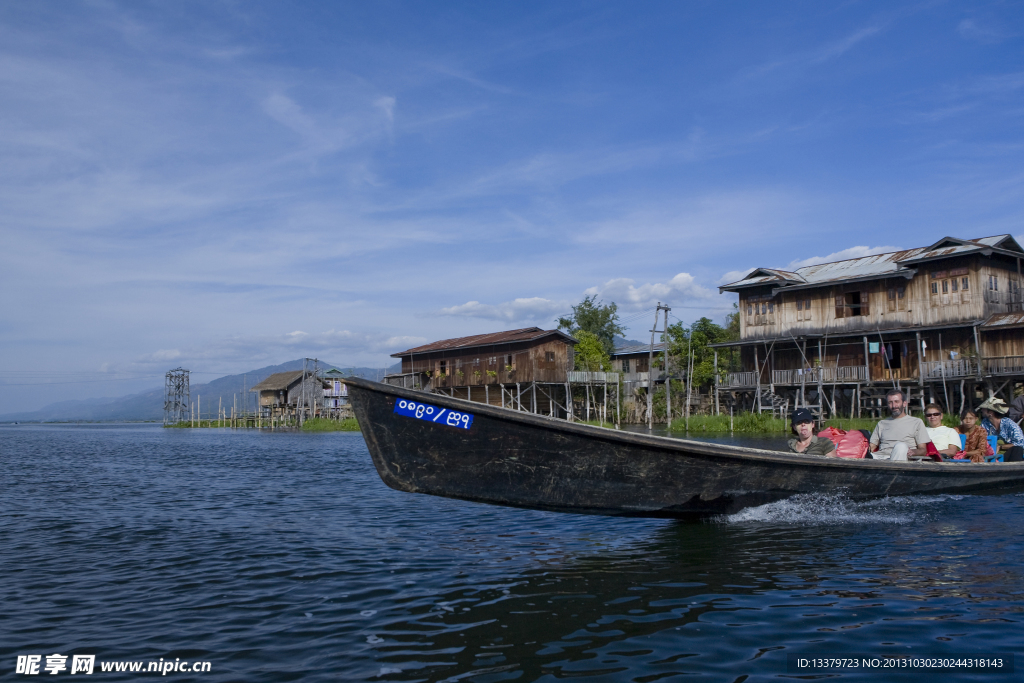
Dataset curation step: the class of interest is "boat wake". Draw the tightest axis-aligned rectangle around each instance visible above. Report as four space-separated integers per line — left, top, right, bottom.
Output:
720 492 964 525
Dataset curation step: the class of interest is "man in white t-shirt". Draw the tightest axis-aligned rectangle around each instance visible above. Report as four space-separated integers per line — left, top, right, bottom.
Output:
923 403 961 457
869 389 932 460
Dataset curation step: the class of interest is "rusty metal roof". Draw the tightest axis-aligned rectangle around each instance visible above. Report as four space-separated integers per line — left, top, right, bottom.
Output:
250 371 304 392
720 234 1022 293
981 312 1024 330
392 327 576 356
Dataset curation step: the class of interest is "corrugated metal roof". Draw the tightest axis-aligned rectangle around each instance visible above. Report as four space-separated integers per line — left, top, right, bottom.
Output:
721 234 1021 292
613 343 666 356
974 235 1013 247
392 327 575 356
981 312 1024 329
250 371 304 392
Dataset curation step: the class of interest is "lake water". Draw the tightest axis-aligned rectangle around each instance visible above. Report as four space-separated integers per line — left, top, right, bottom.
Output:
3 423 1023 681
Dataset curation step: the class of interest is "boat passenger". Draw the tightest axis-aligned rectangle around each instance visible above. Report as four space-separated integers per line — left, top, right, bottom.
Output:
868 389 932 461
958 409 989 463
787 408 836 456
978 398 1024 463
923 403 960 458
1009 395 1024 425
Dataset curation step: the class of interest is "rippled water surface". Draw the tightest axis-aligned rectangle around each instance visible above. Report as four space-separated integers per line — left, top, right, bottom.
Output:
3 424 1024 681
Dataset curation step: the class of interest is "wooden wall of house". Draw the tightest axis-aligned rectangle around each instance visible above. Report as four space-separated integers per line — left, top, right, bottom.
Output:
982 330 1024 358
612 354 651 373
738 254 1023 342
399 338 574 386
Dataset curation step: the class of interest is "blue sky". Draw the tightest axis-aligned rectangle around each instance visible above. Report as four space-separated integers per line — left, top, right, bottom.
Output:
2 1 1023 412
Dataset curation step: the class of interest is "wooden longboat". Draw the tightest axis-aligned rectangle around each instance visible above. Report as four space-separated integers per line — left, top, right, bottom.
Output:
344 377 1024 518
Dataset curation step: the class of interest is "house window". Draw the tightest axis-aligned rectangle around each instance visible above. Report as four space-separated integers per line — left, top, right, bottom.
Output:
990 275 999 291
545 351 555 362
950 278 958 292
887 286 906 312
473 358 480 366
795 298 812 320
621 359 630 373
439 361 447 375
839 291 869 317
962 277 969 291
745 295 776 326
489 356 496 365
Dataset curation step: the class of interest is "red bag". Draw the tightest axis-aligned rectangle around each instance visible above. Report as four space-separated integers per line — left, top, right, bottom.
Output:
818 427 869 459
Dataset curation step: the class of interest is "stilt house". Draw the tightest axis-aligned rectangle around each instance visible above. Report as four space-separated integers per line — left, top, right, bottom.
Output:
715 234 1024 417
386 327 580 416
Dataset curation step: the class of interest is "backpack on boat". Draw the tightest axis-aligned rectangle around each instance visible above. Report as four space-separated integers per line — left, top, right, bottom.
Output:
817 427 869 459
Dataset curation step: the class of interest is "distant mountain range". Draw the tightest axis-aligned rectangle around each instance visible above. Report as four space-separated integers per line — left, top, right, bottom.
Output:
0 360 401 422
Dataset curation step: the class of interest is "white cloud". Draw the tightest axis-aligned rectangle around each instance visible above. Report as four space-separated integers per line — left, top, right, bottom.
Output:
584 273 715 311
126 329 424 374
718 268 756 285
438 297 569 323
785 245 900 270
144 349 182 362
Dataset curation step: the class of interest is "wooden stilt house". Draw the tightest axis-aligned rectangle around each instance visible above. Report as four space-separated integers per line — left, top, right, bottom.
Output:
715 234 1024 417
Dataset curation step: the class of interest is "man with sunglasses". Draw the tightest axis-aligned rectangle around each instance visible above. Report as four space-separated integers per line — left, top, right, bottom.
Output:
923 403 961 458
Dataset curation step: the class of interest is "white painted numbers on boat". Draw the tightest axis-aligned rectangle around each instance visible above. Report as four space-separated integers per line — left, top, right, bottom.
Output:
394 399 474 430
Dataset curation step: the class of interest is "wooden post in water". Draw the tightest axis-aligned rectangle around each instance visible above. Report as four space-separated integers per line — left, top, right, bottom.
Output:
662 305 671 429
648 304 659 430
615 379 620 429
754 345 761 414
713 349 720 415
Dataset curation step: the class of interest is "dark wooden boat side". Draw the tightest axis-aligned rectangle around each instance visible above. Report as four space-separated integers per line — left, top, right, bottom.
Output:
344 377 1024 518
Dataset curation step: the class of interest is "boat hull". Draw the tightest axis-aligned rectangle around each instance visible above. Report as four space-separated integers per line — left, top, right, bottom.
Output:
345 377 1024 517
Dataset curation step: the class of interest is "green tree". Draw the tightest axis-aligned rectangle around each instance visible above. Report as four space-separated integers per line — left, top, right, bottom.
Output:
666 316 736 391
558 295 624 356
572 330 611 371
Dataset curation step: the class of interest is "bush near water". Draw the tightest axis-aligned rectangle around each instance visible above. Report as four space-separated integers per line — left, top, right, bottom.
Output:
164 417 360 432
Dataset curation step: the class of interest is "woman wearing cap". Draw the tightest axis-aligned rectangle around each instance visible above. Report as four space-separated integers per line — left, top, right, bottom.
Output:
979 398 1024 463
788 408 836 456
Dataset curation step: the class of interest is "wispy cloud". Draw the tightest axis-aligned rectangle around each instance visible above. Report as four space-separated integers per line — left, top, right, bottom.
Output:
738 23 886 82
585 273 715 312
957 19 1014 44
438 297 569 323
785 245 901 270
132 329 426 373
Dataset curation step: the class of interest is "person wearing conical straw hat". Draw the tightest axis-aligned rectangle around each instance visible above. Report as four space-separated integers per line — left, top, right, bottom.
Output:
978 398 1024 463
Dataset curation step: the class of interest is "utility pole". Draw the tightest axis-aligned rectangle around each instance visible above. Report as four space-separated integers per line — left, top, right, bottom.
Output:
647 303 672 429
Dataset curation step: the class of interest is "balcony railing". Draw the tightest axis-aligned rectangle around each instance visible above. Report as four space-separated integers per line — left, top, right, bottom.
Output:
724 372 758 387
728 365 869 387
567 371 621 383
826 365 868 382
921 359 978 379
984 355 1024 376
